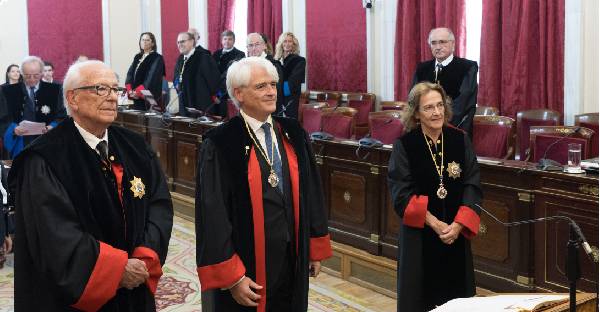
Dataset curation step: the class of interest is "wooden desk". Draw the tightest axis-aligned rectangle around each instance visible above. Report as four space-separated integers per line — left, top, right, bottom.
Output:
115 111 599 294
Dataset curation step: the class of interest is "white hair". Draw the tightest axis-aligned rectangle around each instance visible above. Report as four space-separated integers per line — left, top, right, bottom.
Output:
427 27 455 45
226 57 279 108
62 60 113 114
21 56 45 74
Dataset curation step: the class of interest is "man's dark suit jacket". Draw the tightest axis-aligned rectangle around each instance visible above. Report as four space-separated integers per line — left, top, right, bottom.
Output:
412 57 478 136
174 46 221 116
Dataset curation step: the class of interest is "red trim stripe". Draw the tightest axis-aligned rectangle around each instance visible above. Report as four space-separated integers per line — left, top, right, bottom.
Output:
131 246 162 295
134 85 146 98
248 148 267 312
196 253 246 291
403 195 428 228
71 242 128 311
310 234 332 261
282 139 300 253
111 163 124 205
454 205 480 239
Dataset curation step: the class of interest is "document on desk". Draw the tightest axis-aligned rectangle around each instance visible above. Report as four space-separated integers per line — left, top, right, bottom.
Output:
430 294 568 312
19 120 47 136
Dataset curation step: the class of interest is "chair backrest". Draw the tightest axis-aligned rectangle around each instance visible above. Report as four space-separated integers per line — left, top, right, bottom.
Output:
346 93 376 126
301 102 327 134
317 92 342 107
575 113 599 158
300 91 310 105
472 115 516 159
368 110 404 145
380 101 407 111
227 99 239 120
475 106 499 116
515 109 561 160
321 107 357 139
529 126 594 164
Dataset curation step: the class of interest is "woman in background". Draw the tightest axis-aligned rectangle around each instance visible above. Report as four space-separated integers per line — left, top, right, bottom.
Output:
125 32 166 110
388 82 482 311
274 32 306 119
4 64 22 85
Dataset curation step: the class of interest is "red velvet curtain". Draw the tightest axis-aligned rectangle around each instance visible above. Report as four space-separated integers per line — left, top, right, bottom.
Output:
305 0 367 92
394 0 466 101
207 0 236 52
247 0 282 49
161 0 188 81
478 0 564 118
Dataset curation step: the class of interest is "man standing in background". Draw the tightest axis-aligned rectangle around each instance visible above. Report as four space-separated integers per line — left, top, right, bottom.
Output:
246 33 285 116
213 30 245 117
412 27 478 137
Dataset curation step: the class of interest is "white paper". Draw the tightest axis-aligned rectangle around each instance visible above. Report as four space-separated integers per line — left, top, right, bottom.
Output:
430 295 568 312
18 120 47 136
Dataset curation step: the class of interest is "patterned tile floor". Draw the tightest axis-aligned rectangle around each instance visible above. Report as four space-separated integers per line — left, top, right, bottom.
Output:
0 215 395 311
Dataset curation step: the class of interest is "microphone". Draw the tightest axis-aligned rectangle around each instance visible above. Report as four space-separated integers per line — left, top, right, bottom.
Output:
537 127 581 171
476 203 596 263
187 98 220 122
310 102 342 141
358 118 395 148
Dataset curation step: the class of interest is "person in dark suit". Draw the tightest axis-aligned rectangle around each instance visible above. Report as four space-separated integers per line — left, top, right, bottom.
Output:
42 61 60 85
1 56 66 158
195 56 332 312
125 32 166 111
173 32 220 117
412 27 478 137
246 33 285 117
274 32 306 119
213 30 245 117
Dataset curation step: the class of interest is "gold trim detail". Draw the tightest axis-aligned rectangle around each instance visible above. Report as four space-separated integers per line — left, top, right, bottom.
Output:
183 156 189 165
370 166 380 175
370 234 380 243
516 275 534 285
579 184 599 196
129 176 146 199
315 155 323 165
343 191 351 203
479 222 487 235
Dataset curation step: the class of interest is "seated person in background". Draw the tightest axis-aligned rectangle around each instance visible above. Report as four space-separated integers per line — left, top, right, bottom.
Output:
1 56 66 158
274 32 306 119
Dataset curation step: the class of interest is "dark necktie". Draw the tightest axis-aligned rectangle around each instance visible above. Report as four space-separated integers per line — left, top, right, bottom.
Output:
261 122 283 192
96 141 110 168
24 86 36 121
435 63 443 83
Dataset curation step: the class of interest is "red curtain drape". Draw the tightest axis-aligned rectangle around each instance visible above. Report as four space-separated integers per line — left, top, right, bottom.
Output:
247 0 283 49
207 0 236 52
394 0 466 101
478 0 564 118
161 0 188 81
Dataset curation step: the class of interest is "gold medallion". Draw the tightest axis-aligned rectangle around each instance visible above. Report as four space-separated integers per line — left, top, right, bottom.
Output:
268 170 279 188
437 184 448 199
447 161 461 179
130 176 146 199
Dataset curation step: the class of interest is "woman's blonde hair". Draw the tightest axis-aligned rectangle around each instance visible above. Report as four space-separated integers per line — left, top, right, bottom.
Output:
402 82 453 132
274 32 300 61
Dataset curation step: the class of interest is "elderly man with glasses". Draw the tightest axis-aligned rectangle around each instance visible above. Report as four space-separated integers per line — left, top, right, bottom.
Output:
9 60 173 311
411 27 478 137
0 55 66 158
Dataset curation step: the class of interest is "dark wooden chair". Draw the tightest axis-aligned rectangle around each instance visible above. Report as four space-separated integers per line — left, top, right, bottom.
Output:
528 126 594 164
226 99 239 120
301 102 328 134
575 113 599 158
368 110 404 145
515 109 561 161
475 106 499 116
321 107 357 139
472 115 515 159
380 101 407 111
346 93 376 138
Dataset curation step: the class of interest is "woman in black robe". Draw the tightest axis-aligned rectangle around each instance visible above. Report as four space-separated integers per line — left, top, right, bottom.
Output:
274 32 306 119
388 82 482 311
125 32 166 111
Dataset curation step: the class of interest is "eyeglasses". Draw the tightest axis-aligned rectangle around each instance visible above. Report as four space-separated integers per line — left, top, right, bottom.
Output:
73 85 125 97
420 102 445 114
177 39 191 45
23 73 42 79
247 42 264 49
430 40 453 46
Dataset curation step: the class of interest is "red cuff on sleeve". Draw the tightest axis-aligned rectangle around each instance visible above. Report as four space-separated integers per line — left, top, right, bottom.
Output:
132 246 162 295
454 205 480 240
197 253 246 291
125 84 132 92
71 242 128 312
134 85 146 98
403 195 428 228
310 234 332 261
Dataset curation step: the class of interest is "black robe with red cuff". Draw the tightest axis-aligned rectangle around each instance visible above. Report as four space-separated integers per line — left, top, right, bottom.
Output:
195 116 332 312
125 51 166 111
388 125 482 312
9 118 173 311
